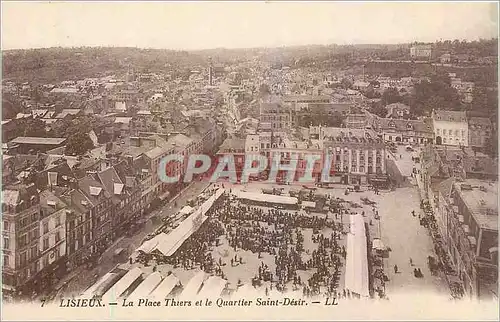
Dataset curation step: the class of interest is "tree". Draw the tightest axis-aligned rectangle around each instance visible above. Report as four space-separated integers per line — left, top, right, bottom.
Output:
370 102 387 118
2 96 21 120
51 114 96 137
19 118 46 137
410 73 462 116
470 87 498 121
340 78 353 90
259 84 270 96
484 135 498 158
65 132 94 155
363 87 381 99
381 87 402 105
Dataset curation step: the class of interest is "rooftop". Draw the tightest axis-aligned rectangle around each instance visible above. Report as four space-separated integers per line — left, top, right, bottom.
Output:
456 179 498 231
218 138 246 152
469 117 492 128
432 110 467 123
55 109 81 119
10 137 67 145
319 127 382 143
376 118 433 133
304 103 352 113
51 87 79 93
283 94 330 102
115 117 133 124
40 189 67 213
168 133 194 148
2 184 38 206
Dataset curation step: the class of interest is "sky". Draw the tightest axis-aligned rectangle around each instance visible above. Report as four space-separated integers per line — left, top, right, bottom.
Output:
1 1 498 50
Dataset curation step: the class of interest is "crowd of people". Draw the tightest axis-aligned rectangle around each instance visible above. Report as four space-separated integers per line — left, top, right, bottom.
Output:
135 190 379 299
214 195 349 297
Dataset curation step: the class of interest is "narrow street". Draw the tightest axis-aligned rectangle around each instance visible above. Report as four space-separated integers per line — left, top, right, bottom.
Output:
378 187 449 296
61 181 211 297
381 145 448 296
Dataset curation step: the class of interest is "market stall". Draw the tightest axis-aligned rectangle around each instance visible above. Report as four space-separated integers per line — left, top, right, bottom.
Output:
101 267 144 301
126 272 163 301
149 274 181 300
344 213 369 297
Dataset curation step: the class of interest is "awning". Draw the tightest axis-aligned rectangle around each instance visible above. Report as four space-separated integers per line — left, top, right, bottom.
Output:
179 206 194 215
372 238 385 251
2 284 15 292
159 191 170 201
302 201 316 208
237 191 298 205
345 213 369 297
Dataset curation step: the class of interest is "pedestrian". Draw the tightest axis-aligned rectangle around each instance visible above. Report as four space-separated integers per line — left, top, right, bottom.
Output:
409 258 413 266
412 210 415 217
394 265 398 273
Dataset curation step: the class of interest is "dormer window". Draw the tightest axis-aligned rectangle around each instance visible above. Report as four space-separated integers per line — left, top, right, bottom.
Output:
114 183 124 195
389 121 395 128
406 122 413 130
89 186 102 196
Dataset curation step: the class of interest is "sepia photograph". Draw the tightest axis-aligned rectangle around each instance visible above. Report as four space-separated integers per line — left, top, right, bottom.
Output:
1 1 499 320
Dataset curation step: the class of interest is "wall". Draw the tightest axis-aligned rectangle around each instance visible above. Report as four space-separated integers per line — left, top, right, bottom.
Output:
434 121 468 146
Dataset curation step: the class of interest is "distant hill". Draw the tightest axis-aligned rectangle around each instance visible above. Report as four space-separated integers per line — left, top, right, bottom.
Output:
2 47 206 84
2 39 497 84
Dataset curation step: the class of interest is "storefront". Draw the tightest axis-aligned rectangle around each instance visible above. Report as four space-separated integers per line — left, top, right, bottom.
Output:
369 175 390 189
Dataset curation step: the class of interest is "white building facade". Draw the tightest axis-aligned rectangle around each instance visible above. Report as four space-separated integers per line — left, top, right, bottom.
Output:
432 110 468 147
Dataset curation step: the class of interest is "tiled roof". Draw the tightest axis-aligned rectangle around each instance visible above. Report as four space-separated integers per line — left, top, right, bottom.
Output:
2 184 38 206
455 179 498 230
39 189 67 213
469 117 492 128
3 190 20 206
321 127 381 142
377 118 433 133
432 110 467 123
437 177 455 199
78 176 110 203
10 137 66 145
145 146 166 160
168 134 194 148
55 109 81 119
218 138 246 152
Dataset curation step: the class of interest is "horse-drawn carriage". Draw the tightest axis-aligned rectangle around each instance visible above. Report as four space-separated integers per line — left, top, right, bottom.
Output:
360 197 376 206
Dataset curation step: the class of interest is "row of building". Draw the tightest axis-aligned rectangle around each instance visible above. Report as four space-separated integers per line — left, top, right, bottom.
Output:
241 94 493 149
2 116 224 296
420 145 498 300
217 98 388 186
